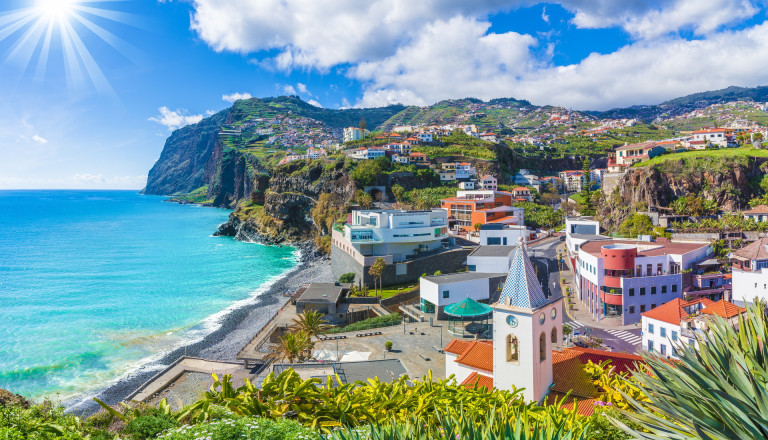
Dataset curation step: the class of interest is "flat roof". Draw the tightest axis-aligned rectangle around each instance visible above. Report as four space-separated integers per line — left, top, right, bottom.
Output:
580 239 709 258
297 283 349 304
272 359 407 384
469 245 516 258
422 272 507 284
570 233 610 241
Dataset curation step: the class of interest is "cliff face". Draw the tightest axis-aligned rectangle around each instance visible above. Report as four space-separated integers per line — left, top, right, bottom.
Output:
599 157 768 230
143 110 228 195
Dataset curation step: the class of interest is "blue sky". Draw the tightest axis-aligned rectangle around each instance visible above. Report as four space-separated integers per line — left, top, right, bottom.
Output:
0 0 767 189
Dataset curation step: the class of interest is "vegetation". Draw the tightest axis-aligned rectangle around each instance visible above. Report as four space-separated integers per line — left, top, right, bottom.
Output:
266 331 313 363
672 214 768 232
615 304 768 439
512 202 564 229
339 273 356 284
368 258 387 295
401 186 456 210
636 147 768 167
170 186 212 204
158 417 313 440
669 195 718 216
326 314 401 334
617 214 654 238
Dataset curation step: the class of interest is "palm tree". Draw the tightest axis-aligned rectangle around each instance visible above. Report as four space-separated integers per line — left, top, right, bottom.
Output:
265 331 312 364
368 257 386 295
291 310 331 342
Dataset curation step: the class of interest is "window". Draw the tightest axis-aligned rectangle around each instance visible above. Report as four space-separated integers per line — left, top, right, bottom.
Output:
648 323 655 334
467 265 477 272
551 328 558 345
672 331 678 341
657 263 663 275
660 327 666 337
506 334 519 362
647 264 652 276
672 284 678 293
539 333 547 362
660 344 667 356
641 305 646 313
629 306 635 313
442 290 449 299
651 286 657 295
636 265 642 277
640 287 646 296
487 237 501 245
652 303 657 309
648 340 654 352
662 285 667 294
629 288 635 296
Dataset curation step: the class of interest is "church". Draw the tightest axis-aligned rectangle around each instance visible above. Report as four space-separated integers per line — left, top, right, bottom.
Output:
444 239 643 413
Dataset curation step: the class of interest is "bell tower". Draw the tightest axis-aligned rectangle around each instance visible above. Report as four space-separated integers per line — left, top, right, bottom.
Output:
492 238 563 403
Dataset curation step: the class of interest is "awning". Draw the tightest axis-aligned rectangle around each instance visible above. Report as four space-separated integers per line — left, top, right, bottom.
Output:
444 298 492 318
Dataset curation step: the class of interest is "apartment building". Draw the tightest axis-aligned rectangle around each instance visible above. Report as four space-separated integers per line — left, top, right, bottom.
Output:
441 190 524 233
343 127 370 142
730 237 768 305
576 239 711 324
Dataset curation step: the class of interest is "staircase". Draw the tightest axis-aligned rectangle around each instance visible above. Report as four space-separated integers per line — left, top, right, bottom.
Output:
399 303 425 322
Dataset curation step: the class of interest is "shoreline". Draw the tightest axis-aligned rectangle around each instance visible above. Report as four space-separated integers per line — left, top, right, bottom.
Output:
66 241 332 416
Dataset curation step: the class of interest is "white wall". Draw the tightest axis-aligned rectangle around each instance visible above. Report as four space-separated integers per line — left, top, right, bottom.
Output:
731 269 768 305
420 276 492 307
468 255 513 273
480 228 528 246
641 316 684 359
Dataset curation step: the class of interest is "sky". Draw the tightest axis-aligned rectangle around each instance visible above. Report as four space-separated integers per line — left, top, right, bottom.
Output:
0 0 767 189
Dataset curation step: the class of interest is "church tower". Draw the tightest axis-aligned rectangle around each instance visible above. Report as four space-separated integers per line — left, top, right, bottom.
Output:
492 239 564 403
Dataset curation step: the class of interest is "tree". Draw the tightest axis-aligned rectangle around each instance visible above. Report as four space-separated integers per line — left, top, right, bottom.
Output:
359 117 367 131
368 257 386 295
473 223 482 233
265 331 312 363
391 184 405 207
617 213 654 237
356 190 373 209
339 272 356 284
614 304 768 439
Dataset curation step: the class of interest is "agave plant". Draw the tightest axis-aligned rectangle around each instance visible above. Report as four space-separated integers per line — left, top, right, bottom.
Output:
613 303 768 439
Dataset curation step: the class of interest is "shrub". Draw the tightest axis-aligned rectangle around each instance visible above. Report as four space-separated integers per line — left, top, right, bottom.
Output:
157 417 312 440
124 413 177 439
327 314 401 334
339 273 356 283
385 341 393 351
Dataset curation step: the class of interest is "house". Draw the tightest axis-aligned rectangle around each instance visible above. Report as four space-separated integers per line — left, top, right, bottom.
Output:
391 153 409 164
350 147 385 160
416 133 433 143
479 132 498 143
441 190 524 233
405 137 420 145
438 169 456 182
564 217 608 258
614 141 667 167
444 242 645 410
557 171 584 192
689 128 732 148
295 283 351 323
730 237 768 305
511 186 532 202
419 272 507 320
343 127 370 143
641 298 745 359
409 152 428 164
575 238 711 324
743 205 768 222
479 175 497 191
456 162 475 180
513 169 540 190
479 223 534 246
458 181 476 190
684 258 731 302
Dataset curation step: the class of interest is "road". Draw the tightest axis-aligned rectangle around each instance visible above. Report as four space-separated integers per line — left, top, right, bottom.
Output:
529 237 642 354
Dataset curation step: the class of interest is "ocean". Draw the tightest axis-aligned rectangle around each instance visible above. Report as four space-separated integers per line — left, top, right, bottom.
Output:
0 190 297 399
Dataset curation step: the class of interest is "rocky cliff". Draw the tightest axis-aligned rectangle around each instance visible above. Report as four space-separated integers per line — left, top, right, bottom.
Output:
599 156 768 230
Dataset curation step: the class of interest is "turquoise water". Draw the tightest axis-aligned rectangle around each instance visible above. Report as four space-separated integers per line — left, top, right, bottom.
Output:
0 190 297 399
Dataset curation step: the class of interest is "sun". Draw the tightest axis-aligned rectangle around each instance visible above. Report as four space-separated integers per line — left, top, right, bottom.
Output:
35 0 78 19
0 0 138 94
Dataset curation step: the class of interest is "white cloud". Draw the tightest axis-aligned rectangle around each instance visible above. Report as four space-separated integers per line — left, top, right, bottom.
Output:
541 6 549 23
71 173 147 187
148 107 204 130
32 134 48 144
222 92 252 102
307 99 322 107
296 83 309 95
281 84 297 95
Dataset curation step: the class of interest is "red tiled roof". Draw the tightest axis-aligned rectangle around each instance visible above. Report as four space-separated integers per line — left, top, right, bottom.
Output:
444 339 472 355
568 347 644 375
732 237 768 260
461 371 494 390
513 187 530 192
455 340 493 372
744 205 768 215
551 350 597 398
700 299 746 319
641 298 715 326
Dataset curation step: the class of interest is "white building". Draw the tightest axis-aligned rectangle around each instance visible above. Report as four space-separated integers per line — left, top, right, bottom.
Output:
456 162 476 180
641 298 745 359
343 127 370 143
458 181 476 190
742 205 768 222
416 133 433 143
479 224 532 246
479 175 497 191
419 272 507 318
467 246 516 273
514 169 540 191
350 147 385 160
564 217 605 257
730 237 768 306
690 128 730 148
340 209 449 261
479 132 498 143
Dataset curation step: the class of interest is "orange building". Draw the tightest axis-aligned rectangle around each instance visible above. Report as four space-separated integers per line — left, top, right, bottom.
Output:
440 190 524 232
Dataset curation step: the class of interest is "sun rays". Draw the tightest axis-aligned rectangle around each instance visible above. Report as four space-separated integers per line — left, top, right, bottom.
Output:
0 0 139 95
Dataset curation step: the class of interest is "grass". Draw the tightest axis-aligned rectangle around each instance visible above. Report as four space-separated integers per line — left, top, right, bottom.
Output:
635 147 768 166
377 283 418 299
326 313 401 334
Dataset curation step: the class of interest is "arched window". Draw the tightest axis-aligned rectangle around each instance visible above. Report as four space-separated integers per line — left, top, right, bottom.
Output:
506 334 519 362
539 332 547 362
551 327 558 348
